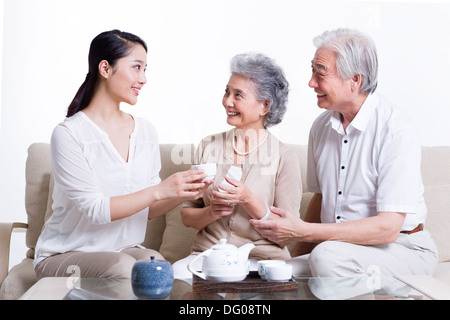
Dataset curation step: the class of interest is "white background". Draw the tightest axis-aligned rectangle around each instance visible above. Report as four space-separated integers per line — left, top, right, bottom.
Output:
1 0 450 268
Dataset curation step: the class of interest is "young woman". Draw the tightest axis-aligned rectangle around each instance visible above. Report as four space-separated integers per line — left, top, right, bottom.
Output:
34 30 209 279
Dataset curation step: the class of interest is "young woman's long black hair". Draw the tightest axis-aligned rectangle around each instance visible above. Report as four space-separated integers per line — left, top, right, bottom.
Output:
66 30 147 117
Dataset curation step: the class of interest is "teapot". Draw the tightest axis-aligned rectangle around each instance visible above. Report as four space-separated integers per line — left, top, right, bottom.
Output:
187 238 255 282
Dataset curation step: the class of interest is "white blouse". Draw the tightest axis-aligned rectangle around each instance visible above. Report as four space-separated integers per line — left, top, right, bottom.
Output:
34 112 161 267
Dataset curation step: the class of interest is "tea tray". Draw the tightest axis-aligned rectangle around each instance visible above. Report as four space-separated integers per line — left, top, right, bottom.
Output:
192 271 298 293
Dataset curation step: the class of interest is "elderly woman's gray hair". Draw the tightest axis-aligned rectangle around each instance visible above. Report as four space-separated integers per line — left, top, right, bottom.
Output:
313 28 378 95
230 53 289 127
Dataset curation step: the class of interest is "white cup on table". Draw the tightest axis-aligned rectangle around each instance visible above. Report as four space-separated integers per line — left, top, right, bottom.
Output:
257 260 286 280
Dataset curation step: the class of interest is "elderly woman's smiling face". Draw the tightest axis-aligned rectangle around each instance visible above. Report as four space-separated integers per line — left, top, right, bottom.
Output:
222 74 268 130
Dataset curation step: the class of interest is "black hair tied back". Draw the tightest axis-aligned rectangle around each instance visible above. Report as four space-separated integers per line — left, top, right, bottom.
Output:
66 30 147 117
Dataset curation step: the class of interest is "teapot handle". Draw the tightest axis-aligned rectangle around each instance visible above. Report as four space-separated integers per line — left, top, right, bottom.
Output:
187 250 210 280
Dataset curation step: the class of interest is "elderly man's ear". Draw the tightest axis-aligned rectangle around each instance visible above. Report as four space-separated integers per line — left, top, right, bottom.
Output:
351 74 362 93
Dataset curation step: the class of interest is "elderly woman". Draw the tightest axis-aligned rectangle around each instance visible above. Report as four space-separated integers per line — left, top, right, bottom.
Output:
173 53 302 279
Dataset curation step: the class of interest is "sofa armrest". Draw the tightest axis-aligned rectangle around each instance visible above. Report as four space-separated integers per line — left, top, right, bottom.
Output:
0 222 28 286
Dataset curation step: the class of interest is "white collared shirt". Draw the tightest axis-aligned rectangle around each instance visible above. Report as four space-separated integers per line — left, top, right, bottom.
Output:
307 93 426 231
34 112 161 267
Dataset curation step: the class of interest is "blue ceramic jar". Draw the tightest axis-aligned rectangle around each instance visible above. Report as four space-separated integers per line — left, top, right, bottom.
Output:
131 256 174 299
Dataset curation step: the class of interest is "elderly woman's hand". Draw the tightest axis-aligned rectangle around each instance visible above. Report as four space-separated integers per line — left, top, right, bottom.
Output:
212 177 252 206
210 192 235 219
212 178 277 221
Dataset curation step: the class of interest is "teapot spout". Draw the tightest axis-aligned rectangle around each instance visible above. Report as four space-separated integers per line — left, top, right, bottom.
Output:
238 242 255 260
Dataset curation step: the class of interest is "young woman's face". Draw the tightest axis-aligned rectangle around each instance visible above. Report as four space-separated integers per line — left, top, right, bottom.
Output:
107 44 147 106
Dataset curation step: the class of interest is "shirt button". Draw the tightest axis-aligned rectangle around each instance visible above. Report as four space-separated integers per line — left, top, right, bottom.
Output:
344 140 348 143
337 216 341 220
338 191 342 195
341 166 345 170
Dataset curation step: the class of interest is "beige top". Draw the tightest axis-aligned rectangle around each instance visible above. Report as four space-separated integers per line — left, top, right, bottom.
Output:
185 130 302 260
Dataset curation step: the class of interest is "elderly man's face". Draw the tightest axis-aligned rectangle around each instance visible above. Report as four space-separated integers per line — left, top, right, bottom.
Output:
309 48 354 111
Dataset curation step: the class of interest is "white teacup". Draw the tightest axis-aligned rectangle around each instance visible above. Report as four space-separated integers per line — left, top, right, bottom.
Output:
257 260 285 280
219 166 243 192
265 264 292 282
191 163 217 182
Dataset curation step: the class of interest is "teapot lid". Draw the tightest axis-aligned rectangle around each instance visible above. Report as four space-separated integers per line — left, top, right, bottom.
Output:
211 238 235 250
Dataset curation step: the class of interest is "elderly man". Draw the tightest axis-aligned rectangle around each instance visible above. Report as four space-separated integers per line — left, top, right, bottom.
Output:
251 28 438 278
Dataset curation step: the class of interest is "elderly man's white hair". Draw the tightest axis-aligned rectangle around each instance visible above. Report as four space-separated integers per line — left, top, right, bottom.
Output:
313 28 378 95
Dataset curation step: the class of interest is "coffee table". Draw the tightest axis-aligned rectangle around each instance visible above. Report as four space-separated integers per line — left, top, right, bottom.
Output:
20 274 448 300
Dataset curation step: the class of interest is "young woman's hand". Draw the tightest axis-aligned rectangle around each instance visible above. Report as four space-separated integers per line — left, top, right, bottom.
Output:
191 174 213 200
157 169 208 200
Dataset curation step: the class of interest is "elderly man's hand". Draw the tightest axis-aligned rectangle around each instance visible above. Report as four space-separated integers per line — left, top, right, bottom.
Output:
250 206 304 247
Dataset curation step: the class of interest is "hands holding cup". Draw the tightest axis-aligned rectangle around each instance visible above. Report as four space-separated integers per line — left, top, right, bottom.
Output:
212 177 251 208
158 167 212 201
191 163 217 182
191 163 235 218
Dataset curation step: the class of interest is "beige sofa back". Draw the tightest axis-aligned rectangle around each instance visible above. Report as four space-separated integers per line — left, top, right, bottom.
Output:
421 146 450 262
24 143 450 264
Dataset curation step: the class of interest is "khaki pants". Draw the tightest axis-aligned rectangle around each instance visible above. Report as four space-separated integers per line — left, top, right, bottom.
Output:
35 247 164 280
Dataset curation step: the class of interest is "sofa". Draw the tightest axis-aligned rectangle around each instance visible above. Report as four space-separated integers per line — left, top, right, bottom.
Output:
1 142 449 299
